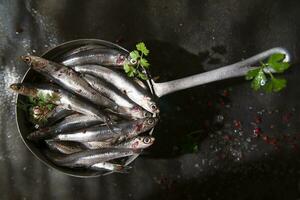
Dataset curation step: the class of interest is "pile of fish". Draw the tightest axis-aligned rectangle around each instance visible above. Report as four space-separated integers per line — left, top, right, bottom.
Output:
10 44 159 173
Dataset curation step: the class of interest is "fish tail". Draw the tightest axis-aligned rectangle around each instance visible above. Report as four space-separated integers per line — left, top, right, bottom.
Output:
113 165 132 173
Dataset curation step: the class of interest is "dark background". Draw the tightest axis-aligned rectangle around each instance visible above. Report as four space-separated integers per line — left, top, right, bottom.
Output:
1 0 300 199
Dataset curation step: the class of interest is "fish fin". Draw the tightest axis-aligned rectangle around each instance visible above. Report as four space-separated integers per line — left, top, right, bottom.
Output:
125 154 139 166
133 149 143 154
113 165 132 174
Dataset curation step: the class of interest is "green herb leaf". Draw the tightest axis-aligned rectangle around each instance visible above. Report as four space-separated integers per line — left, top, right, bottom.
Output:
124 42 151 80
251 69 267 91
140 58 150 68
269 62 290 73
267 53 290 73
263 80 273 93
245 53 290 93
123 63 131 73
245 68 260 80
46 104 55 110
136 42 149 56
129 50 140 61
271 77 287 92
137 72 148 80
268 53 285 64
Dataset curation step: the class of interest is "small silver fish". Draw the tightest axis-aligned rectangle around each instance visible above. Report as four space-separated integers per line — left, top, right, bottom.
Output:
27 114 104 140
10 83 111 124
20 55 125 115
83 74 152 119
46 140 86 154
46 148 142 168
73 65 159 114
90 162 131 173
60 47 129 67
83 136 155 149
52 117 158 143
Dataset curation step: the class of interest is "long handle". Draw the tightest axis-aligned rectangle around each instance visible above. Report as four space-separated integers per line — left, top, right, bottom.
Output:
152 47 290 97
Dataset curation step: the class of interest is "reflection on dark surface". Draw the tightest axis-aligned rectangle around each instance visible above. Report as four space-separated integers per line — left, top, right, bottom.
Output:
1 0 300 199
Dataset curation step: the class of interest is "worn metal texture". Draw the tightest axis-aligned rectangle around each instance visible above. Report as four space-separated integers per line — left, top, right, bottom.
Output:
0 0 300 199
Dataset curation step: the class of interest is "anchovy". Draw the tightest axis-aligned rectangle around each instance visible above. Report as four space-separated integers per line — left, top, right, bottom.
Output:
59 45 107 60
27 114 104 140
83 136 155 149
46 140 86 154
10 83 112 123
90 162 131 173
46 148 142 168
83 74 152 119
60 47 129 67
20 55 125 115
42 106 75 127
53 117 158 143
72 65 159 114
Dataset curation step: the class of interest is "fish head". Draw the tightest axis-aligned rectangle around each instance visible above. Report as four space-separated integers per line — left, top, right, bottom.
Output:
10 83 23 92
130 136 155 149
138 117 159 132
21 55 48 69
143 97 160 114
10 83 37 96
130 105 153 119
116 53 128 65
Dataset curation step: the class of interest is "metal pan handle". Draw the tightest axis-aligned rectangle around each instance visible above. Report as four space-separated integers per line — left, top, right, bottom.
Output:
152 47 290 97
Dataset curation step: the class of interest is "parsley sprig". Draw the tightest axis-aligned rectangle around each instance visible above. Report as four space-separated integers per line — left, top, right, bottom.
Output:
18 92 59 125
124 42 150 80
245 53 290 92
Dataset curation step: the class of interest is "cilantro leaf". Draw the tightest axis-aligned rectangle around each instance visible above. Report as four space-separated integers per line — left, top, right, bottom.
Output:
271 77 287 92
246 53 290 93
124 42 151 80
123 63 131 73
263 81 273 93
140 58 150 68
251 69 267 91
269 62 290 73
268 53 285 64
136 42 149 56
129 50 140 61
267 53 290 73
137 72 148 80
263 78 287 92
245 68 260 80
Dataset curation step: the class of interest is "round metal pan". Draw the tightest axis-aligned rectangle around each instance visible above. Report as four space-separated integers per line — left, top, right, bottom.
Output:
16 39 154 178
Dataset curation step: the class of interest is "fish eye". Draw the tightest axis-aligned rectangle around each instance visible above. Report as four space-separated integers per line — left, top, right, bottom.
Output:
143 137 152 144
150 104 157 111
144 112 152 117
147 118 155 125
24 56 31 63
119 55 125 61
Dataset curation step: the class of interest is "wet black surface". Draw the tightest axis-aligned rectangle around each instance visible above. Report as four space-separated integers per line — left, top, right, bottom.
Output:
1 0 300 199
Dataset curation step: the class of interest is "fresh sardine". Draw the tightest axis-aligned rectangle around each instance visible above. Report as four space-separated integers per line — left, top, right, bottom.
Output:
90 162 131 173
41 106 75 127
83 74 152 119
46 140 86 154
10 83 111 123
46 148 142 168
83 136 155 149
72 65 159 114
27 114 104 140
53 117 158 143
20 55 126 115
60 47 129 67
